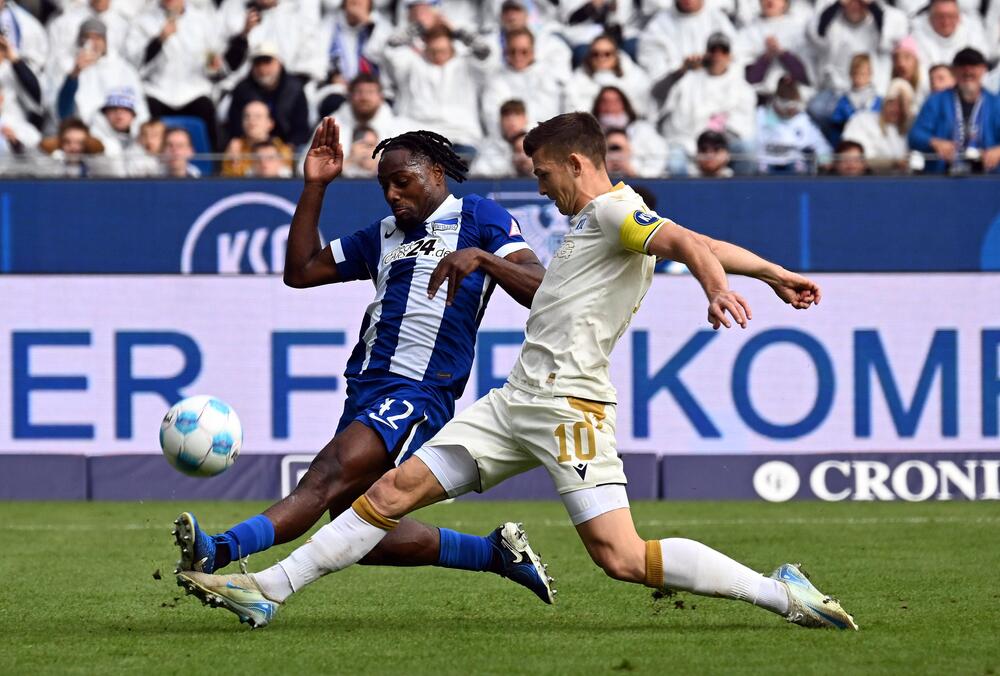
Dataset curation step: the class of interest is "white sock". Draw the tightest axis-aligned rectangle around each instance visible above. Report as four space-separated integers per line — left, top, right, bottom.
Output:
659 538 789 616
253 564 294 603
257 507 390 600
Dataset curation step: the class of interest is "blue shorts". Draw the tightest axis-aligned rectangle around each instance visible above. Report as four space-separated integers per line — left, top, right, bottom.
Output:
336 375 456 465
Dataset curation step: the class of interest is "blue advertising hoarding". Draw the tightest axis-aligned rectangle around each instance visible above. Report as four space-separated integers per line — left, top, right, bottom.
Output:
2 177 1000 273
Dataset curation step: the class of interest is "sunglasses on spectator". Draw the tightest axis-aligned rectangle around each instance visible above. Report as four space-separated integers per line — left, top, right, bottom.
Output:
707 46 730 53
590 50 616 58
505 47 532 55
607 144 625 152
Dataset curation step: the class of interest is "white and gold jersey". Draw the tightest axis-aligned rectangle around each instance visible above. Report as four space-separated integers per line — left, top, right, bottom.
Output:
508 183 668 403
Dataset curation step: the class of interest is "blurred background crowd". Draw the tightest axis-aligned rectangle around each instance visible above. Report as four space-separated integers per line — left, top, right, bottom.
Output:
0 0 999 178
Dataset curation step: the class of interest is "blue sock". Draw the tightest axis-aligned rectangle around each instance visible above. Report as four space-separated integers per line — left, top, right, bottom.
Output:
214 514 275 569
437 528 500 572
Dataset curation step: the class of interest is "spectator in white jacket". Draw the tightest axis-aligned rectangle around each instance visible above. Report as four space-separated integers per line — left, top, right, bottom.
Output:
88 88 160 175
808 0 908 94
480 26 564 136
842 76 914 170
0 80 41 171
328 72 412 147
913 0 992 66
487 0 572 79
738 0 814 98
46 0 128 67
564 33 651 116
125 0 223 148
592 85 667 176
660 32 757 173
219 0 326 85
0 0 47 123
639 0 737 82
755 76 832 173
317 0 391 86
382 22 492 150
469 97 529 176
54 19 148 126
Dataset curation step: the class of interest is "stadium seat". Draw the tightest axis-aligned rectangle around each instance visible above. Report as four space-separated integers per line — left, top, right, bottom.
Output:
161 116 214 176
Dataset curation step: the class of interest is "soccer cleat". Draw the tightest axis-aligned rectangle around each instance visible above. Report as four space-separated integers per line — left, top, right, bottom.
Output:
176 571 279 629
173 512 218 574
488 522 556 604
770 563 859 630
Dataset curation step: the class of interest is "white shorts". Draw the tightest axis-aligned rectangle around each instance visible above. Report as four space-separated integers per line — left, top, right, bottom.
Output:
413 383 629 523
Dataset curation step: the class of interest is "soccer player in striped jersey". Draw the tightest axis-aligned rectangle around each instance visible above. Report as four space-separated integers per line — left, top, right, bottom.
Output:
172 119 555 614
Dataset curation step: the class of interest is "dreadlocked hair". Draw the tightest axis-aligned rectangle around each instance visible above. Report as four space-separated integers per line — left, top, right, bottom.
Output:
372 130 469 183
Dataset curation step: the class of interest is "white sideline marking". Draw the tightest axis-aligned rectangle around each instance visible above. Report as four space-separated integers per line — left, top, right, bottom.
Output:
2 515 999 531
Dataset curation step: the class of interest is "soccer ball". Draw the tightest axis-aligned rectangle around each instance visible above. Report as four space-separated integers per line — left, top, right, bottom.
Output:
159 395 243 477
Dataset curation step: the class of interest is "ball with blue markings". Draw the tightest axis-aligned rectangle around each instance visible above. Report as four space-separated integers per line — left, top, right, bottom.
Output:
159 395 243 477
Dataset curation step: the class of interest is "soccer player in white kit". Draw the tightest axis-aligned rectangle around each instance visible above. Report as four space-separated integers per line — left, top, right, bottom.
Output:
179 113 858 631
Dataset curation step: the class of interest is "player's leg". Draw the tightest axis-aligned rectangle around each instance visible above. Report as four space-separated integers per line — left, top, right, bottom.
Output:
571 502 857 629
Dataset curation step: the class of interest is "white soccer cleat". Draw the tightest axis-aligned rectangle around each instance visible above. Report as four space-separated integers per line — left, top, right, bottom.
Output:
176 571 280 629
770 563 858 630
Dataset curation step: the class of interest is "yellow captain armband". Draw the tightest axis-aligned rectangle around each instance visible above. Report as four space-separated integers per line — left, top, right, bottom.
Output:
619 209 667 254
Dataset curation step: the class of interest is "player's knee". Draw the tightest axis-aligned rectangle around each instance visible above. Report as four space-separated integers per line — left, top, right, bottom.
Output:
366 468 416 518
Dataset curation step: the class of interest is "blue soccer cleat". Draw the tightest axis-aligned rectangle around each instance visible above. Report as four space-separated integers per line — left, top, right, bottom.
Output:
176 571 279 629
172 512 218 574
488 522 556 604
770 563 858 630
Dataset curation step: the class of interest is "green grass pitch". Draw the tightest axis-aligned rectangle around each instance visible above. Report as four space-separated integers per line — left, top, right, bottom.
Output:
2 500 998 675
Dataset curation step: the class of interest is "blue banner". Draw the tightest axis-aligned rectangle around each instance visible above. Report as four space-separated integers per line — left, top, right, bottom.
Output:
2 177 1000 273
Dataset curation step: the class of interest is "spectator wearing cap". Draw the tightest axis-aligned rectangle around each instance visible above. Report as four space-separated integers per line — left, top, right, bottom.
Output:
220 0 326 86
47 0 128 70
89 89 161 175
829 139 869 174
381 21 493 151
222 99 293 176
755 76 832 173
226 43 310 146
0 8 44 130
891 36 928 109
161 125 200 177
125 0 223 148
565 33 650 118
660 32 756 175
909 48 1000 173
53 19 148 127
692 130 733 177
843 77 914 171
639 0 736 85
481 27 564 135
740 0 814 101
828 53 882 143
807 0 908 97
470 97 527 176
592 85 667 176
487 0 571 79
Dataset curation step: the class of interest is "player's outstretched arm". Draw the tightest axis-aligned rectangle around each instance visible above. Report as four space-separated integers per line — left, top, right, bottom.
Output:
284 117 344 289
647 221 751 330
428 248 545 308
690 232 821 310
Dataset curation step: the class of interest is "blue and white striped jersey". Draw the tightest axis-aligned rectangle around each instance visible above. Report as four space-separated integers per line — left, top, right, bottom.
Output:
330 194 530 396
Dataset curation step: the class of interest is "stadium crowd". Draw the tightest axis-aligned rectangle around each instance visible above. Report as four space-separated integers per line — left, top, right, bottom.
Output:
0 0 999 177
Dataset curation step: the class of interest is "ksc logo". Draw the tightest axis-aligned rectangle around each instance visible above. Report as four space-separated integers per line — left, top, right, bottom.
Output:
181 192 307 273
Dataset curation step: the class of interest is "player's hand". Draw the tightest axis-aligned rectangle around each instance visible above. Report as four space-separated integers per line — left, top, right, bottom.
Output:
768 269 821 309
304 117 343 186
707 290 751 330
428 248 482 306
